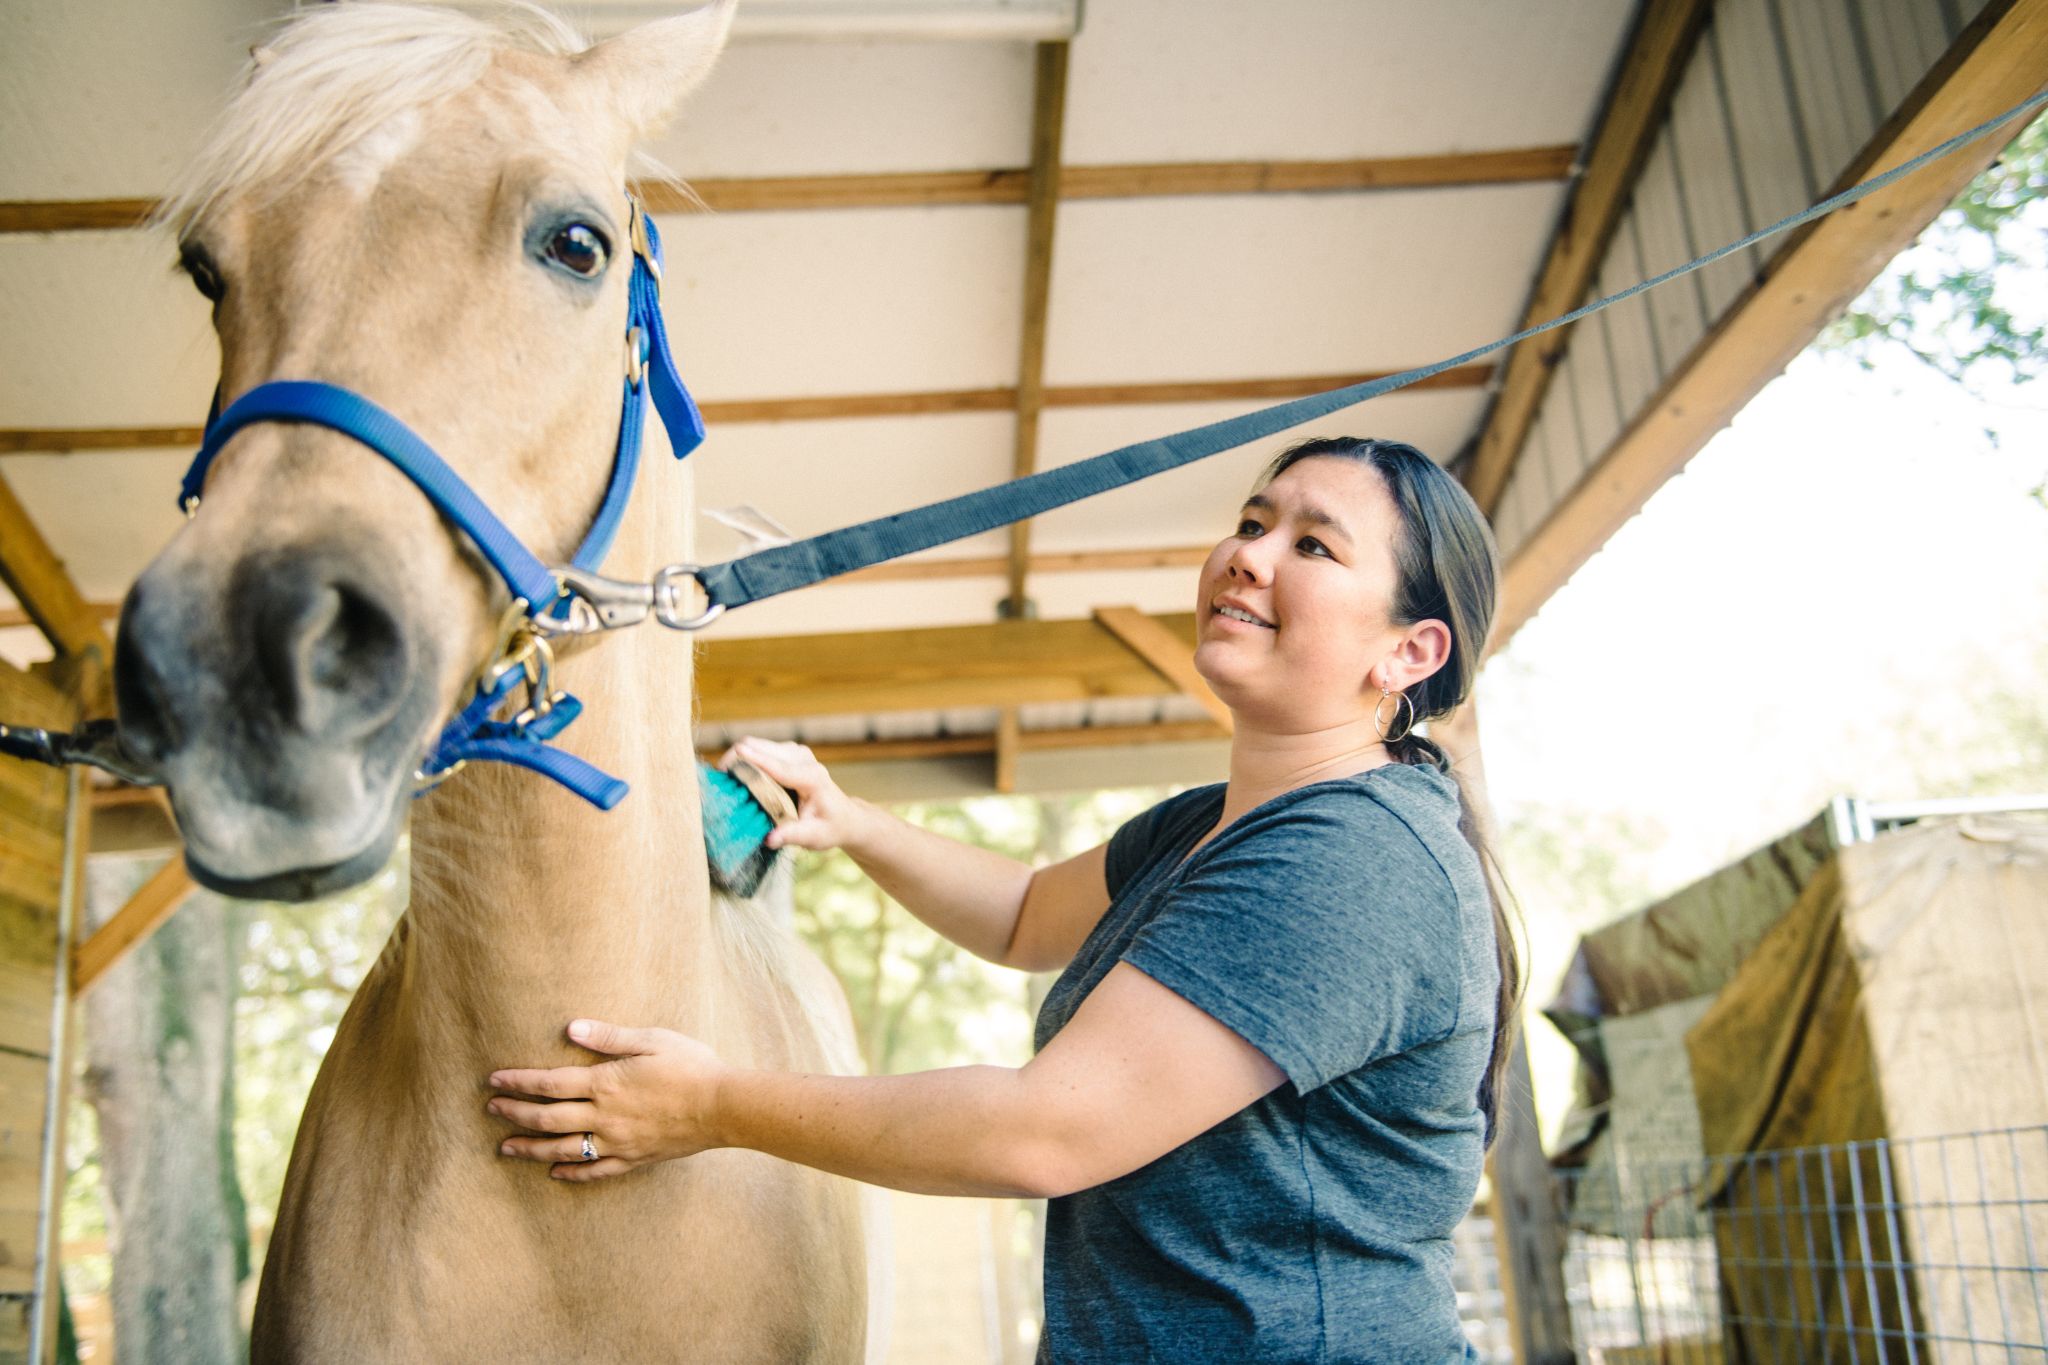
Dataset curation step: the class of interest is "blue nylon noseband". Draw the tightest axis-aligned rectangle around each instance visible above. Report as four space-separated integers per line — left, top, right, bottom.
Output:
179 202 703 810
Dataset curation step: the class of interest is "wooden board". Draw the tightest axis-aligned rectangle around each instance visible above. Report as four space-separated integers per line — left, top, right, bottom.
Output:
697 613 1198 723
0 1050 47 1298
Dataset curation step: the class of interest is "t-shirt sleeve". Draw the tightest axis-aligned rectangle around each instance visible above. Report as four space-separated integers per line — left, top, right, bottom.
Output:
1120 788 1464 1094
1102 786 1214 900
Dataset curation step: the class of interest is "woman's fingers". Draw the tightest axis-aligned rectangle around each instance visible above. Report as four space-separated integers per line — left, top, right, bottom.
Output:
551 1156 635 1182
499 1131 599 1164
487 1065 592 1099
567 1018 663 1055
488 1096 597 1134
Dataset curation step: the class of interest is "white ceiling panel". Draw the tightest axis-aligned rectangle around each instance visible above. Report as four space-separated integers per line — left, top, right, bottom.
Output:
0 234 217 428
1063 0 1635 165
656 203 1023 397
0 0 278 201
1042 184 1567 385
648 36 1034 177
690 409 1014 555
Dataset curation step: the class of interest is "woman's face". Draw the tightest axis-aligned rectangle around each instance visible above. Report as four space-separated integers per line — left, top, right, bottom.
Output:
1192 456 1437 729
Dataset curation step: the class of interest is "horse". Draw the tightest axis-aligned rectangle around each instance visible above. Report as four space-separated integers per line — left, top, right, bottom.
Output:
112 3 875 1358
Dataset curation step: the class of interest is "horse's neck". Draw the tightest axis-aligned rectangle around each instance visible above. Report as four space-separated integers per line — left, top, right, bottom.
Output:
398 454 718 1063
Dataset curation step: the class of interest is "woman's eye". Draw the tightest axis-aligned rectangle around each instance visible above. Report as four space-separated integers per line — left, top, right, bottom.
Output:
180 247 224 302
1298 538 1330 557
1236 519 1264 537
544 223 610 278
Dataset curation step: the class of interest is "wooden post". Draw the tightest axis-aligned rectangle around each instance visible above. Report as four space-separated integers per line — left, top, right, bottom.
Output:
1433 702 1574 1363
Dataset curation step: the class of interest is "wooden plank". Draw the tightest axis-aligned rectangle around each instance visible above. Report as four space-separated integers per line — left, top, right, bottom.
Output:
1043 363 1492 408
0 956 53 1061
697 613 1199 723
1462 0 1716 515
0 664 72 734
71 855 195 996
1495 0 2048 651
0 477 110 664
696 719 1227 766
1091 607 1233 733
1005 41 1072 615
0 147 1578 232
0 1050 47 1298
0 365 1492 455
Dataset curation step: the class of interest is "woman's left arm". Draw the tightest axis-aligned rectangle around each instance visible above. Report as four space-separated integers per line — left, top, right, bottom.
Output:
488 963 1286 1195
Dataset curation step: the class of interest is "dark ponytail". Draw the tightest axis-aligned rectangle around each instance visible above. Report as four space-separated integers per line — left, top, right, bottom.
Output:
1255 437 1524 1146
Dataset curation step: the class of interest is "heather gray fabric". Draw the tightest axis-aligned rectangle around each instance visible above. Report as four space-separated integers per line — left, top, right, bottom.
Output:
1033 761 1496 1364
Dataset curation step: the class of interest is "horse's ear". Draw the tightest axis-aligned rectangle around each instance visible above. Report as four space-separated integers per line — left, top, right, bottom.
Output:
579 0 738 137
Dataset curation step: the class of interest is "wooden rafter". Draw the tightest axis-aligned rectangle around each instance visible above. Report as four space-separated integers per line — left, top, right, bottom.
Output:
72 850 195 995
697 611 1200 723
1091 606 1233 733
0 473 111 664
1004 41 1072 616
1494 0 2048 649
0 362 1493 460
1460 0 1714 515
0 146 1577 233
696 717 1227 768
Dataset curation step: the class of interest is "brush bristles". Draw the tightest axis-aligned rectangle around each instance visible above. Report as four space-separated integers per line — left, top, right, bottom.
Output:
699 763 781 897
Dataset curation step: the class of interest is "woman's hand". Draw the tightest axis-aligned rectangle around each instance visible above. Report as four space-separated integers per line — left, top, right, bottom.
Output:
720 736 869 853
488 1019 728 1182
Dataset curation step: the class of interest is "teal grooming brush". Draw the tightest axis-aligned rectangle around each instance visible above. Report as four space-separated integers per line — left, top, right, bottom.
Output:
699 759 798 898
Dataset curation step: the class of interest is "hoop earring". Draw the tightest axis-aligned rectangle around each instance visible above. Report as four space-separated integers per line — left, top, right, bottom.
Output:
1375 686 1416 744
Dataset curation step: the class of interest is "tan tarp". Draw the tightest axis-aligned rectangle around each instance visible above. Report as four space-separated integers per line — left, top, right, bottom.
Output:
1688 815 2048 1365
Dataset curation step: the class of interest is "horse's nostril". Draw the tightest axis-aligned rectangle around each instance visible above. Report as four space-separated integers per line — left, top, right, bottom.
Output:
253 568 410 742
114 585 184 763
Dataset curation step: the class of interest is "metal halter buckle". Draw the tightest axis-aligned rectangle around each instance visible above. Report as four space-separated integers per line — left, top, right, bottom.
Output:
625 325 646 389
536 564 723 636
628 197 661 288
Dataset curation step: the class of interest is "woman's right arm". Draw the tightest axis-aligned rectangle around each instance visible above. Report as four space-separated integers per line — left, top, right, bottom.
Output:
720 738 1111 972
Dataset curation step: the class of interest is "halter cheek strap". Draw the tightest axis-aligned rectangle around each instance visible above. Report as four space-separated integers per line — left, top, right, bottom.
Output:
178 201 702 810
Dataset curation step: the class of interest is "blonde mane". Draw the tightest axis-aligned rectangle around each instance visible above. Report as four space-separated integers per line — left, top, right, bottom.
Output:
158 2 591 232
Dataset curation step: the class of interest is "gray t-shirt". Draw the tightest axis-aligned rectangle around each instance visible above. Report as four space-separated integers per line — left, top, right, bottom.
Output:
1033 761 1496 1364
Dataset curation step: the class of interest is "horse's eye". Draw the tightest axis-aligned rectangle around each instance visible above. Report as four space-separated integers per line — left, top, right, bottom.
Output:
180 245 224 302
545 223 609 278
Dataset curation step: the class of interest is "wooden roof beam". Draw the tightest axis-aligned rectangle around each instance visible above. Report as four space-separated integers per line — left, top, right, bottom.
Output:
1493 0 2048 650
0 472 115 712
1460 0 1714 515
696 611 1200 723
1004 41 1071 618
0 361 1493 457
0 146 1577 233
1092 606 1233 734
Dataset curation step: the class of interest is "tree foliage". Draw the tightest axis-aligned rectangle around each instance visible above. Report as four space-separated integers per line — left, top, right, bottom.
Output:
1821 110 2047 391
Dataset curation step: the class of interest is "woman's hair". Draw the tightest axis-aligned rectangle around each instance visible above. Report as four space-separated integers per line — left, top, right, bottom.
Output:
1255 435 1524 1146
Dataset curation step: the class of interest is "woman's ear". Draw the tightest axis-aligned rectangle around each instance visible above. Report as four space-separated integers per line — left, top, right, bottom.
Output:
578 0 737 138
1378 620 1453 693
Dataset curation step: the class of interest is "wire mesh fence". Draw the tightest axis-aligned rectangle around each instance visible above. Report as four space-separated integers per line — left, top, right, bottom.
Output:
1554 1126 2048 1364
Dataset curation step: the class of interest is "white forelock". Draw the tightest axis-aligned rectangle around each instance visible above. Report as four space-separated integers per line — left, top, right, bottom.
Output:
155 1 591 232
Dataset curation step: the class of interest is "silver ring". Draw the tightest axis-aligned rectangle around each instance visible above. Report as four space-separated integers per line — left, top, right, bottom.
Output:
580 1132 598 1162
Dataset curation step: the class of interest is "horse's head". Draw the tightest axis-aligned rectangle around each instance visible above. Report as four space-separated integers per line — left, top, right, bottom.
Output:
117 2 733 900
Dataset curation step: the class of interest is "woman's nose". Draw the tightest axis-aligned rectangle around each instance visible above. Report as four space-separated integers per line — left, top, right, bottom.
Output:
1226 536 1273 584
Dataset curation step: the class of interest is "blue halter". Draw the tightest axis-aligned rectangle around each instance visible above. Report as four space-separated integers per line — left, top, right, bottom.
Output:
179 199 704 810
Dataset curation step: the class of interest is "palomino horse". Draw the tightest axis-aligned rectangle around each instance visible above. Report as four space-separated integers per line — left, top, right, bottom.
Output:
115 2 872 1358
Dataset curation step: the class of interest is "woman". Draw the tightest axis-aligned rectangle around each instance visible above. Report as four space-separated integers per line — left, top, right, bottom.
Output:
488 436 1518 1362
